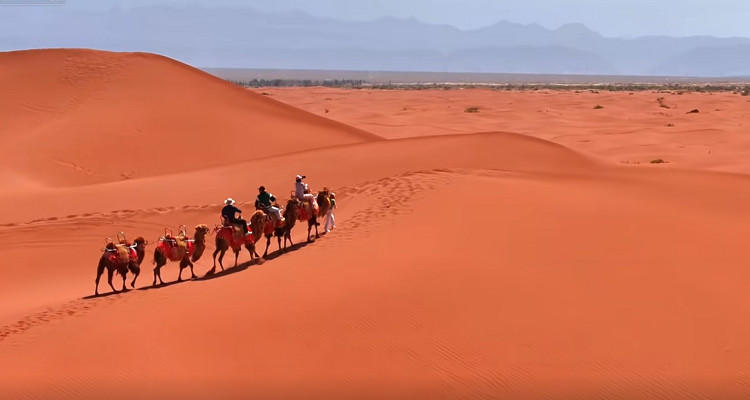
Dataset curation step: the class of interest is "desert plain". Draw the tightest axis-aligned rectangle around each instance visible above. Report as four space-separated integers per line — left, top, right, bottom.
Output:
2 49 750 399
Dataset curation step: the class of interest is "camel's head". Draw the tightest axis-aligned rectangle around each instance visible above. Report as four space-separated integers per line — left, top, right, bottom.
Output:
133 236 147 248
194 224 211 236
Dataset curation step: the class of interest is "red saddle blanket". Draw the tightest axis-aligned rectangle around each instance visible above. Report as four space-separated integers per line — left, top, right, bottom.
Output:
105 244 138 264
157 236 195 262
297 201 319 221
216 225 254 248
264 219 275 235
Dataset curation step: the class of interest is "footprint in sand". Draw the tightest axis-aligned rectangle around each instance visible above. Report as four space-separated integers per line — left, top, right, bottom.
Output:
0 296 123 343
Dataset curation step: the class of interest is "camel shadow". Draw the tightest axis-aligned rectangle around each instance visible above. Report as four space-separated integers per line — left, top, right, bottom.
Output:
199 240 311 281
262 240 311 262
83 289 131 300
84 239 315 298
197 259 255 281
138 280 184 292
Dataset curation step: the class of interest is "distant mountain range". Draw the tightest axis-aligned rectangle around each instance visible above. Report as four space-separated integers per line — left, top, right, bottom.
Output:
1 5 749 77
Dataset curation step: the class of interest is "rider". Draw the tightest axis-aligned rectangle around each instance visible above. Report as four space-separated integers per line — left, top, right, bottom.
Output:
221 198 248 234
255 186 283 223
295 175 316 206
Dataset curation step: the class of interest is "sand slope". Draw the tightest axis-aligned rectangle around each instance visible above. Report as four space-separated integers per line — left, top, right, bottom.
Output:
0 49 380 187
3 50 750 400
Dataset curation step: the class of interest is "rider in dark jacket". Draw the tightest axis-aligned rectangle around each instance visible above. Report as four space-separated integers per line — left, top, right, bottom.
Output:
222 198 248 234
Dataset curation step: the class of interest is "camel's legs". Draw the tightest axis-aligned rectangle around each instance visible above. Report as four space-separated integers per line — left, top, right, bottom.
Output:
245 244 255 263
178 257 188 281
187 259 196 279
95 259 106 296
263 235 271 258
212 247 221 270
218 249 226 271
129 262 140 288
285 231 294 250
118 266 127 291
107 267 116 293
153 260 166 286
211 247 226 274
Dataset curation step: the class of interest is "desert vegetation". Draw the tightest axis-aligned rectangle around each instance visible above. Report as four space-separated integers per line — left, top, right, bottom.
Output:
229 78 750 94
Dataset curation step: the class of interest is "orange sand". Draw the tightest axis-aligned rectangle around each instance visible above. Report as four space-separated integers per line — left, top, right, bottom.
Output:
265 86 750 173
2 50 750 399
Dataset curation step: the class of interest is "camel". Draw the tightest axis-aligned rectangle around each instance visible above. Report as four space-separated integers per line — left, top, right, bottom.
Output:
317 187 332 221
250 198 299 258
294 188 330 242
152 224 211 285
279 198 299 250
95 233 147 296
210 219 256 274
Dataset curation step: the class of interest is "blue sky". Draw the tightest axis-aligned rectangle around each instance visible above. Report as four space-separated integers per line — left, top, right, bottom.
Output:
3 0 749 38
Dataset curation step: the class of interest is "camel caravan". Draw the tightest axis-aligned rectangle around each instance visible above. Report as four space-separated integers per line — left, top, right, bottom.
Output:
95 175 334 296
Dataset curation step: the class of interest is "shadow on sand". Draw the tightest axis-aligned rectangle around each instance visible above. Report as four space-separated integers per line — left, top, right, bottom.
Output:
86 239 315 299
82 289 131 300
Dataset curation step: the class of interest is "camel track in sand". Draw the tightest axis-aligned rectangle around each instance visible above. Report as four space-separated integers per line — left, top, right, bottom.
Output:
0 168 498 345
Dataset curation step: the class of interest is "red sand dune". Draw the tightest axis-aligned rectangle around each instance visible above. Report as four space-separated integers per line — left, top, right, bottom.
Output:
2 50 750 399
0 49 379 187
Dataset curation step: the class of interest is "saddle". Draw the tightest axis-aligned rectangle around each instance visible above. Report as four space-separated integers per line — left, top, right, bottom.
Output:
260 204 287 227
296 199 319 221
103 232 138 264
157 226 195 261
215 217 254 247
221 216 248 238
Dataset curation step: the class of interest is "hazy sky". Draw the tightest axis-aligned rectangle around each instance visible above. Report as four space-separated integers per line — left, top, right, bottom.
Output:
5 0 749 38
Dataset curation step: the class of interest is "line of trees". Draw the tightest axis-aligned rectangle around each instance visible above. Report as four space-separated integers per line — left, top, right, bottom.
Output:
230 79 368 88
227 79 750 94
